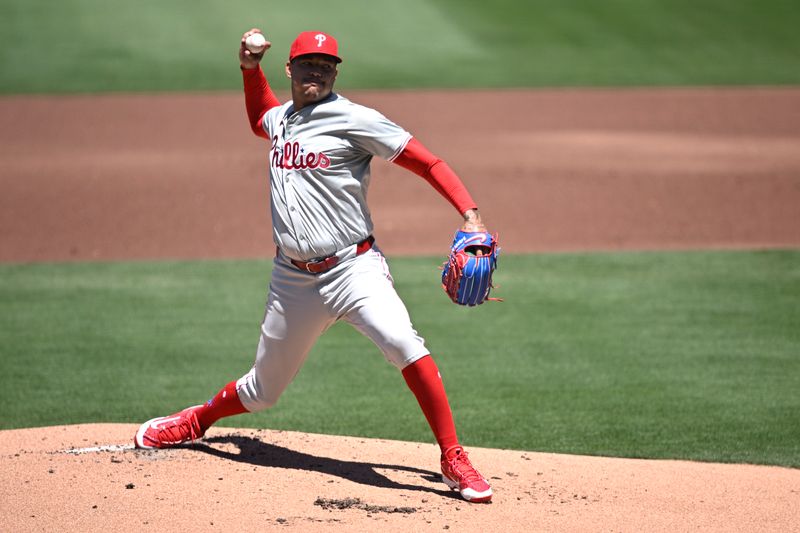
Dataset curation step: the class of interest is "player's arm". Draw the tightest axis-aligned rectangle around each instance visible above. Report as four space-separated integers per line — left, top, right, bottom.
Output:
239 28 281 139
392 137 487 232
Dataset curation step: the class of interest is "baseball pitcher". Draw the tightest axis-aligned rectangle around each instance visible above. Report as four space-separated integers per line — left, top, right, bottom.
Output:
134 28 495 503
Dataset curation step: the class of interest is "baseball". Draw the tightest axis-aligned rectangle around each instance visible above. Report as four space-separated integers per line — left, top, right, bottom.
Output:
245 33 267 54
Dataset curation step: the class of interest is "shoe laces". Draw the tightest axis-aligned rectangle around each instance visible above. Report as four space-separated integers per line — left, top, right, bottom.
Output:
158 412 199 443
447 449 482 483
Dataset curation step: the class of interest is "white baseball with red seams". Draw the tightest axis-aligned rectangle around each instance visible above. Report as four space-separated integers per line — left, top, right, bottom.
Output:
245 32 267 53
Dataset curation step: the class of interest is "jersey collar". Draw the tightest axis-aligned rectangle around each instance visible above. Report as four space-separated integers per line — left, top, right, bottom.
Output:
286 92 339 118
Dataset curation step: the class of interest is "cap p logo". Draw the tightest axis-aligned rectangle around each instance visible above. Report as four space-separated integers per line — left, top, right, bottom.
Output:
290 31 341 63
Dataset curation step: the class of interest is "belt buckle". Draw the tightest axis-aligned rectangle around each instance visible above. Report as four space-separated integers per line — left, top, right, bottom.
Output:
303 257 323 273
305 255 338 273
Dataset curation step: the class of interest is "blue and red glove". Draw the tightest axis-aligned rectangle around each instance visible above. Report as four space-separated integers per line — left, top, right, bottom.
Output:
441 231 500 306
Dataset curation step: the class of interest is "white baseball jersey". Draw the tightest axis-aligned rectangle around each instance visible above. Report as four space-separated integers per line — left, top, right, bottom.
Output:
261 93 412 261
234 92 429 412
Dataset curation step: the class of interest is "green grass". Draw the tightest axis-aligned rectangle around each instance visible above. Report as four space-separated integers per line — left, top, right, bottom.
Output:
1 251 799 467
1 0 799 93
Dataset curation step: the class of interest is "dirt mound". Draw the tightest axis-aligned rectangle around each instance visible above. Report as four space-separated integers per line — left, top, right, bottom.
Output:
1 424 798 532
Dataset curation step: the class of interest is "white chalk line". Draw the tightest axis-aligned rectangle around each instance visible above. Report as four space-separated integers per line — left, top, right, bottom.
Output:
62 444 135 454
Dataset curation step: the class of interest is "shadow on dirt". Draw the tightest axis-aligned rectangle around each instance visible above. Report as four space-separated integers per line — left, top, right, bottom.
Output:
192 434 459 499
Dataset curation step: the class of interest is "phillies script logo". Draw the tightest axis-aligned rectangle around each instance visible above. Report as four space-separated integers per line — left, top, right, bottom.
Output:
271 137 331 169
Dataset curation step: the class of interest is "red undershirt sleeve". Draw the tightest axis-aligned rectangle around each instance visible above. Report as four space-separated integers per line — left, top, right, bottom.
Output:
392 137 478 215
241 66 281 139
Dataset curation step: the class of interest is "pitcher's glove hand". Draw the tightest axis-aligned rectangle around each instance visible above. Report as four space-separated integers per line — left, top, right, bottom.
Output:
441 231 500 306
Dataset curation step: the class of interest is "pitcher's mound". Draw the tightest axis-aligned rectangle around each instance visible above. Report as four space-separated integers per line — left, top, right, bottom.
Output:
1 424 797 532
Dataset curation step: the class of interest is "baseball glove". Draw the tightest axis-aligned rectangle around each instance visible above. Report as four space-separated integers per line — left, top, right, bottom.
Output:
441 231 500 306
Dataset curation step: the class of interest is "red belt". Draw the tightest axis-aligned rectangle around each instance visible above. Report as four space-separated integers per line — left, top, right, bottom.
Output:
289 236 375 274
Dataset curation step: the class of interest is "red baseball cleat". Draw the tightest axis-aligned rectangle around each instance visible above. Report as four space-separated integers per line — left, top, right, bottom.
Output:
134 405 205 449
440 445 493 503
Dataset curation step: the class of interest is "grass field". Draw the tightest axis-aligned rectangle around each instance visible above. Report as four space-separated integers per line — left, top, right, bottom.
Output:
1 0 798 473
1 0 799 93
2 251 798 467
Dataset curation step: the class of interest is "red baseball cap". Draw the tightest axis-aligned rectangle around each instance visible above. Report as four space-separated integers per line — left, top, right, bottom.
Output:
289 31 342 63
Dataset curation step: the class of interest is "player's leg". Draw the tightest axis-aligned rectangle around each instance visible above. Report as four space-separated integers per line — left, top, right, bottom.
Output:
400 355 458 451
135 258 333 449
194 380 247 431
404 358 494 503
336 248 492 502
235 259 335 412
334 249 455 446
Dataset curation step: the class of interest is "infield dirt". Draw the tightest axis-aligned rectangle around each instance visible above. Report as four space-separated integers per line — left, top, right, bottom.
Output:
1 88 799 531
2 87 799 262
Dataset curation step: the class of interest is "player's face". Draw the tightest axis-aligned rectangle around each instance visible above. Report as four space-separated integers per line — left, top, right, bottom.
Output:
286 54 339 109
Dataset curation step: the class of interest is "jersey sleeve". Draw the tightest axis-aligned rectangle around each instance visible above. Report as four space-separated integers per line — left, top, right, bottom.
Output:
393 137 478 214
346 105 412 161
242 66 281 139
